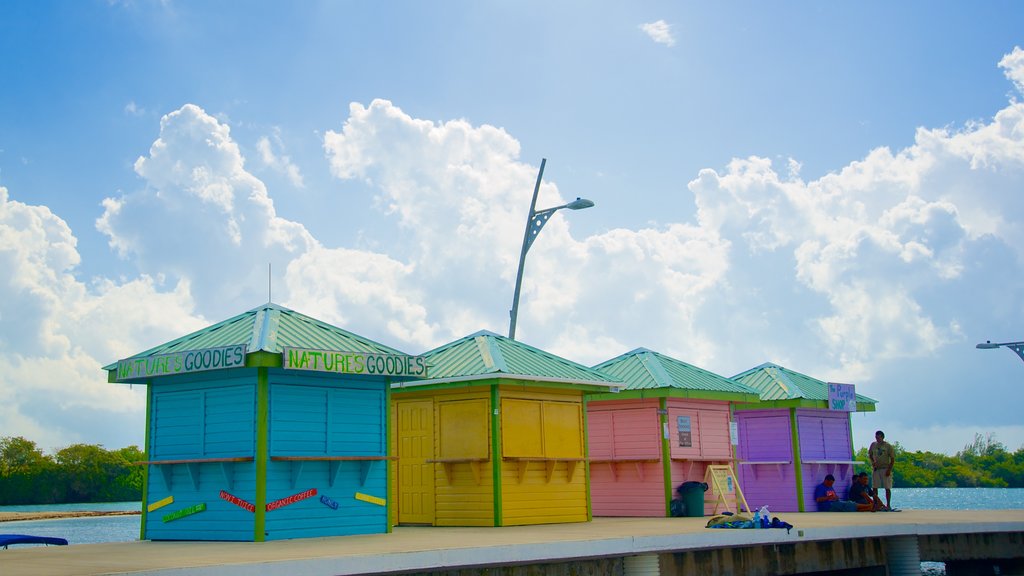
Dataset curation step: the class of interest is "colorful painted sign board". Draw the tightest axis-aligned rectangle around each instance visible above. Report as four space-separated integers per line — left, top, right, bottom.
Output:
220 490 255 513
266 488 317 512
282 347 427 378
354 492 386 506
116 345 247 381
162 503 206 523
147 495 174 512
827 382 856 412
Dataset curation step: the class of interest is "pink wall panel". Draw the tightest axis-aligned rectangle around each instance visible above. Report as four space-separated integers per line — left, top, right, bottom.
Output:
587 411 614 458
612 408 661 458
590 461 666 516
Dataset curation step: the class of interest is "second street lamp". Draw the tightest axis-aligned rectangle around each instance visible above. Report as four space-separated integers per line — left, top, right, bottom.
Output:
508 158 594 340
976 340 1024 364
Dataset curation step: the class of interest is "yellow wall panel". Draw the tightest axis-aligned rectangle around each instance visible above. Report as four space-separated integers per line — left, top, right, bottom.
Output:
438 399 489 459
501 398 544 457
543 402 583 458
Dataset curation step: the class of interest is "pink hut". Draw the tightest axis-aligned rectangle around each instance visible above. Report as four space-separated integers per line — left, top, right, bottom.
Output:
587 349 761 517
731 363 877 512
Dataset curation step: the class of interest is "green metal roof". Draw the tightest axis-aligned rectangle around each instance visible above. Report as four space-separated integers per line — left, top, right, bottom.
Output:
731 362 877 409
103 302 410 371
591 348 761 402
399 330 621 389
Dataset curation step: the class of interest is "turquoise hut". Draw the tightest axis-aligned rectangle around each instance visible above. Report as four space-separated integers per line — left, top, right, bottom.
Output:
105 303 426 541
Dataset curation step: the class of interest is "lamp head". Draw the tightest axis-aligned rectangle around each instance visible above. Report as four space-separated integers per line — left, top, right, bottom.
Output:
566 197 595 210
976 341 1001 349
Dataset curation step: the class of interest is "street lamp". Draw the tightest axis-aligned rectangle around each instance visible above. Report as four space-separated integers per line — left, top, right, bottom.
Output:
976 340 1024 363
508 158 594 339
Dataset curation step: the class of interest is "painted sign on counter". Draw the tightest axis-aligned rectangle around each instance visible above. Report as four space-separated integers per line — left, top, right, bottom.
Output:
116 345 247 381
283 347 427 378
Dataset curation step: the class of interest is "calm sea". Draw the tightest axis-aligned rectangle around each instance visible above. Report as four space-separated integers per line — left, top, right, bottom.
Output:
2 488 1022 546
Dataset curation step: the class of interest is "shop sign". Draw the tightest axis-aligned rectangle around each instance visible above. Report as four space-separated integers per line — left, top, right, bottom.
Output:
828 382 856 411
116 344 247 381
283 347 427 378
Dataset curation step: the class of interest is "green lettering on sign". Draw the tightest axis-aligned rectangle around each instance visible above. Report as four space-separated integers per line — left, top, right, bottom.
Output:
282 347 427 378
162 502 206 523
115 345 247 381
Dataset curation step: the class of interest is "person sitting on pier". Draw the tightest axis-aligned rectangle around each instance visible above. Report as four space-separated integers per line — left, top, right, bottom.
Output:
848 472 880 512
814 474 859 512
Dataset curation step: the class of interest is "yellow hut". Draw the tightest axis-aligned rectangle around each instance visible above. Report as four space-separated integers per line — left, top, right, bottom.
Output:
390 330 620 527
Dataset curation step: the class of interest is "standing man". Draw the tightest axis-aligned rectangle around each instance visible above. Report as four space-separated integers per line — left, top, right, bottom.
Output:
869 430 895 510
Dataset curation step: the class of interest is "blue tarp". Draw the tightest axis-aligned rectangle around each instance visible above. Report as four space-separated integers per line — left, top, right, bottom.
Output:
0 534 69 548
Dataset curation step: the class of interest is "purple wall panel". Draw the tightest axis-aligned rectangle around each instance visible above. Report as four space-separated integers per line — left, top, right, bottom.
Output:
736 409 798 512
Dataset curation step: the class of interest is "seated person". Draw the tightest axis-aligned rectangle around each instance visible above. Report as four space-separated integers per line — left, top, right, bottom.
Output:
814 474 859 512
848 472 880 511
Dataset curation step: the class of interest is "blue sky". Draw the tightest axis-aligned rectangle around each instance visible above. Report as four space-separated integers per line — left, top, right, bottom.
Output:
1 1 1023 456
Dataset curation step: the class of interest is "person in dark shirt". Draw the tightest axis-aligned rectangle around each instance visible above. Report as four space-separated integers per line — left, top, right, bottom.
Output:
814 474 859 512
848 472 880 511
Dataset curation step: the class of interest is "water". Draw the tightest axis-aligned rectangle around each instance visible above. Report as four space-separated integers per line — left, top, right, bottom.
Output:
893 487 1024 510
2 488 1022 572
0 501 140 546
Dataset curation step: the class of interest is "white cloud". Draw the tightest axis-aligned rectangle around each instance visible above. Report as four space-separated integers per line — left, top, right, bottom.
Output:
999 46 1024 95
639 20 676 47
97 104 319 317
256 130 305 188
0 185 204 451
124 100 145 117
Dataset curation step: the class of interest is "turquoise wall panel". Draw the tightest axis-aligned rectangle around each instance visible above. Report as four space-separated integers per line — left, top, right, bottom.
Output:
145 371 256 541
263 370 388 539
262 460 387 540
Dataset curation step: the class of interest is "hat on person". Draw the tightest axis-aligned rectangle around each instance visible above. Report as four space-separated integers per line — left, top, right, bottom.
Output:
824 474 835 481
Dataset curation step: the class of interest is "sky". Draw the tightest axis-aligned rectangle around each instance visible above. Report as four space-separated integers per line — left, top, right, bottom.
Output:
1 1 1023 457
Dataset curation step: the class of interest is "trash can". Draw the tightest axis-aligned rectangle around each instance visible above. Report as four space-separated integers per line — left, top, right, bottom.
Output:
677 481 708 517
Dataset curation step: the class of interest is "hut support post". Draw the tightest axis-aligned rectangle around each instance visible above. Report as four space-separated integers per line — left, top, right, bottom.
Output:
789 408 805 512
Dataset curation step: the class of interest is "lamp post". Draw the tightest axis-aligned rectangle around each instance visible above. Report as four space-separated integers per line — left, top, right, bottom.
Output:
508 158 594 339
976 340 1024 363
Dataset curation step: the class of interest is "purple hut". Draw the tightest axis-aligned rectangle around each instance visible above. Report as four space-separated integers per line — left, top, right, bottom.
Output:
731 363 877 512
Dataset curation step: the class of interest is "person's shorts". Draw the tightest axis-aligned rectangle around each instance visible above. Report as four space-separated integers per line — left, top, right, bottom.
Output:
873 468 893 490
830 500 859 512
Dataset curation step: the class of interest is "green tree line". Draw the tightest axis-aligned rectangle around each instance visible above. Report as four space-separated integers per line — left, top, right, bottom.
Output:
854 433 1024 488
2 433 1023 505
0 437 143 505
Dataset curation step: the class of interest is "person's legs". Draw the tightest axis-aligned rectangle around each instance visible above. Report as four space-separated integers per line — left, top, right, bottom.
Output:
835 501 859 512
873 469 893 510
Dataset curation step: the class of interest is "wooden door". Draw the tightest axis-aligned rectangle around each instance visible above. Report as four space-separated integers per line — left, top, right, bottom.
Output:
397 399 435 524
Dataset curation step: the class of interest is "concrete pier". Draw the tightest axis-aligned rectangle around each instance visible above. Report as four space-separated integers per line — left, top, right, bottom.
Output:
2 509 1022 575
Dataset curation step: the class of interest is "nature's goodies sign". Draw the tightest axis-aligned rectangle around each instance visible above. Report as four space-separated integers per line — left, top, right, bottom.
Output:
283 347 427 378
116 345 247 381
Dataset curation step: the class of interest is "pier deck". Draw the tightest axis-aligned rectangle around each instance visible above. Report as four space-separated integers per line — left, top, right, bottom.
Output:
3 509 1022 575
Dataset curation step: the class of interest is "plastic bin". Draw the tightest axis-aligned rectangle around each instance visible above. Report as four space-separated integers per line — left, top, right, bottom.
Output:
677 481 708 517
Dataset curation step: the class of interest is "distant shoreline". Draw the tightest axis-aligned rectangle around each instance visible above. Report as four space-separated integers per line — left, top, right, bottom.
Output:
0 510 140 523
